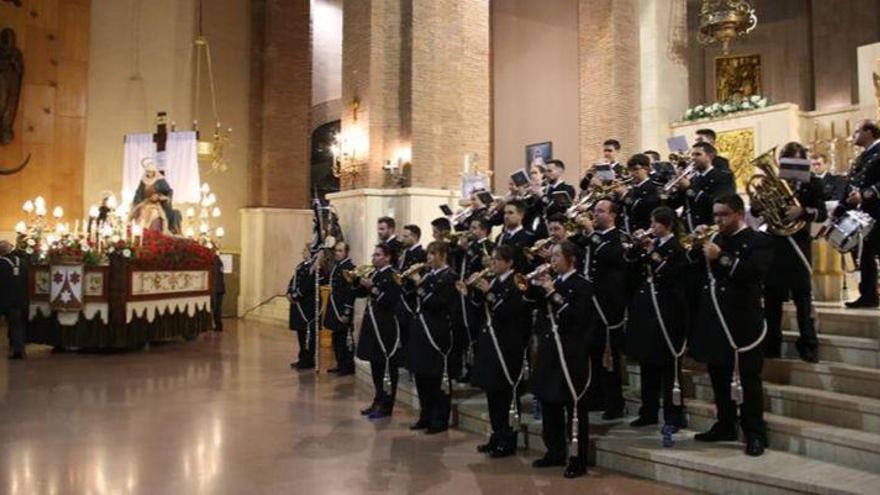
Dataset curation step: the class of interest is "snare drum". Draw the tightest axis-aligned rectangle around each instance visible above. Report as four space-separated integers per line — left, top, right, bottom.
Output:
825 210 875 253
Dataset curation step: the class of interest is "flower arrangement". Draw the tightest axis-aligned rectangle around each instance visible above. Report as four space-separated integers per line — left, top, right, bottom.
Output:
129 230 214 270
683 94 771 121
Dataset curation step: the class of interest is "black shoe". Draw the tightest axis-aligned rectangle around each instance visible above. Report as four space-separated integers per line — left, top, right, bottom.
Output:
532 455 567 468
745 436 766 456
629 416 658 427
9 352 24 360
490 444 516 458
368 406 393 419
295 361 315 370
360 403 378 416
327 367 339 373
845 298 879 309
425 425 448 435
798 347 819 363
694 423 737 442
409 419 430 431
602 408 624 420
337 368 355 376
563 457 587 478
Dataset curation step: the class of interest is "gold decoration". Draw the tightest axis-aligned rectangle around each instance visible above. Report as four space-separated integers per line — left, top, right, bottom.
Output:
715 54 761 102
715 127 755 191
698 0 758 54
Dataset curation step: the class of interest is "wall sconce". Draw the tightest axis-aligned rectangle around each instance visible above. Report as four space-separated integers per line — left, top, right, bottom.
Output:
383 147 411 187
331 98 368 178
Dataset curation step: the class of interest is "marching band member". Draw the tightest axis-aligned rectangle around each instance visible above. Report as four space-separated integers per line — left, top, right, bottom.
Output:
695 128 731 171
288 243 319 371
644 150 677 185
354 244 403 419
580 139 625 191
810 151 846 202
666 142 736 233
471 245 530 458
378 216 402 262
496 199 537 272
405 241 461 434
690 194 772 457
524 166 549 235
617 154 661 234
457 219 495 382
396 224 427 341
832 120 880 308
570 199 627 419
431 217 466 269
756 143 826 363
324 241 356 375
540 160 577 218
529 241 594 478
625 207 688 430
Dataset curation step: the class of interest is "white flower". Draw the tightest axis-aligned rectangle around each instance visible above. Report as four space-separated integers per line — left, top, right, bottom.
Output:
81 243 91 252
122 249 132 258
741 101 752 109
695 105 705 112
750 95 761 103
25 247 34 255
758 97 768 107
685 109 694 118
107 246 115 254
111 235 120 243
722 104 734 112
26 238 36 247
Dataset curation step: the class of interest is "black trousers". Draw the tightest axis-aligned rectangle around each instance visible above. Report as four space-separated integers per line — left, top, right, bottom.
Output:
370 356 400 409
331 327 354 372
211 292 224 330
638 361 684 426
707 363 766 440
414 374 451 428
858 228 880 303
486 389 515 441
587 330 624 412
542 400 589 466
764 286 817 355
295 324 317 366
3 308 25 354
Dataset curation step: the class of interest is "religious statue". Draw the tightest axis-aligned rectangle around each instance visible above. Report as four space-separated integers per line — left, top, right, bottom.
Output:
130 159 179 234
0 27 30 176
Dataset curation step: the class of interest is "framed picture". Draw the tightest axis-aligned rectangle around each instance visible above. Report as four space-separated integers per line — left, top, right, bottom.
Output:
715 54 761 102
525 141 552 169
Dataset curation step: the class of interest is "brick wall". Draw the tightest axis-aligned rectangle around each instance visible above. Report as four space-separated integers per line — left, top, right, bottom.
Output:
578 0 641 168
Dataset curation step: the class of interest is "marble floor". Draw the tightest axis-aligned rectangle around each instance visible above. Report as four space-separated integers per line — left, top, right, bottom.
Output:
0 320 694 495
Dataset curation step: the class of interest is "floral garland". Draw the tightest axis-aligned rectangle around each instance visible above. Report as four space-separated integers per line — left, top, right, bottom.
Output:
682 95 771 121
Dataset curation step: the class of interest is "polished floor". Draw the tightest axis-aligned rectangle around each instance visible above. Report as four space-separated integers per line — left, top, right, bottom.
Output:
0 320 694 495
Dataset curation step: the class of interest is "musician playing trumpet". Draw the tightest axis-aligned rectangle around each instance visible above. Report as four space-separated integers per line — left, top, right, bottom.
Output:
616 154 662 234
666 142 736 233
324 241 357 375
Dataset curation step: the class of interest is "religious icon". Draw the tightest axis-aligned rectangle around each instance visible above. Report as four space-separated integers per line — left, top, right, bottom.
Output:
0 27 31 176
525 141 552 169
130 158 179 234
715 54 761 102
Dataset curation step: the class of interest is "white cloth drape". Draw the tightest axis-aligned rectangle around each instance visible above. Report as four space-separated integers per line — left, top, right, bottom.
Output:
122 132 201 205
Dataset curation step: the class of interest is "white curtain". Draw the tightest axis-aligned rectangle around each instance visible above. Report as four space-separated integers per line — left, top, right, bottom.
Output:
121 132 201 205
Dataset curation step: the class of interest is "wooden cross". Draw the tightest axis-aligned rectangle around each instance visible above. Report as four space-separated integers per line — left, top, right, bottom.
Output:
153 111 168 153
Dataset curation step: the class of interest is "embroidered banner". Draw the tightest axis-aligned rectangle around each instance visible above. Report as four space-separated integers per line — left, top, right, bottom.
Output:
130 270 209 296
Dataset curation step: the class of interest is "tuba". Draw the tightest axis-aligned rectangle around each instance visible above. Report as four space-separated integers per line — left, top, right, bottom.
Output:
746 147 805 237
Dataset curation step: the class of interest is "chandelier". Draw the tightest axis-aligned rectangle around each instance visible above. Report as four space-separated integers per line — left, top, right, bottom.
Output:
330 98 368 178
697 0 757 54
192 0 232 173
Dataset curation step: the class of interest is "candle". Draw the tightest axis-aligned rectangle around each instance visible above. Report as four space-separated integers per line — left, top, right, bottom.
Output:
23 200 34 213
464 154 471 174
215 227 225 238
52 206 64 219
14 221 26 234
73 219 80 237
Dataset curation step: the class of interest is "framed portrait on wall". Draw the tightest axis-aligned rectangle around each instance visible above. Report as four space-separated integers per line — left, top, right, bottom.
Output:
525 141 552 169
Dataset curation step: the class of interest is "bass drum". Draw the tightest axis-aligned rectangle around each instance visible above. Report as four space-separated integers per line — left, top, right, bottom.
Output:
826 210 875 253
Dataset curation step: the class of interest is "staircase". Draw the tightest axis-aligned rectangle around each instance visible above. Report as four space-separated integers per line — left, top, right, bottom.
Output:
354 301 880 494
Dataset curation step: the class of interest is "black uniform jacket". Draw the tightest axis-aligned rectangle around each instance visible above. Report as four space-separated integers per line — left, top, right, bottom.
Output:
288 259 317 332
405 266 463 377
668 167 736 231
355 265 403 363
688 228 772 371
324 258 356 332
471 272 530 393
528 271 594 403
625 236 689 365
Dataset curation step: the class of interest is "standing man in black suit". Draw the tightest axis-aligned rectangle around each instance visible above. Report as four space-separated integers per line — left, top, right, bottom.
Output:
616 153 662 234
690 194 773 457
540 160 577 218
668 142 737 233
395 224 427 340
378 216 401 263
496 199 537 272
0 240 27 360
695 128 731 172
324 241 356 375
211 249 225 332
756 143 827 363
810 151 846 201
287 244 319 370
832 120 880 308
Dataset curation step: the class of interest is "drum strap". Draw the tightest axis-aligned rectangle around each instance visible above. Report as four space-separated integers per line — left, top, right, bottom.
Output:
786 236 813 275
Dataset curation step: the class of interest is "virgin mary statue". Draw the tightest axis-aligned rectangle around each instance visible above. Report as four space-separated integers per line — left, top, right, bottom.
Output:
130 159 179 233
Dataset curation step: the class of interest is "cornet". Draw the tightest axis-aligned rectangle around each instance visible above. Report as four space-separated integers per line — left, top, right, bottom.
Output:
341 264 375 283
464 267 494 286
681 225 719 250
393 262 426 284
663 162 696 194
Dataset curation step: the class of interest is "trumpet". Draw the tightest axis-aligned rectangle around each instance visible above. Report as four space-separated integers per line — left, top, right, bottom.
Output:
341 264 375 283
393 262 426 284
622 228 655 250
525 263 552 281
681 225 719 250
464 267 494 286
450 206 474 228
526 238 553 258
663 162 696 193
440 230 468 243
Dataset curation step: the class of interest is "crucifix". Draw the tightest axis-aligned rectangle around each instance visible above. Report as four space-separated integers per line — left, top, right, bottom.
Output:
153 111 168 153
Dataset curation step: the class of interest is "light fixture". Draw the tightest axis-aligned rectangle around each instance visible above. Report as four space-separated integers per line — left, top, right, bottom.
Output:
192 0 232 173
698 0 757 54
52 206 64 220
331 98 368 178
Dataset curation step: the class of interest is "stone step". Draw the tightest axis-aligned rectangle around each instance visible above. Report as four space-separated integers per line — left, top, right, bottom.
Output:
764 358 880 399
783 331 879 367
690 374 880 434
782 303 880 339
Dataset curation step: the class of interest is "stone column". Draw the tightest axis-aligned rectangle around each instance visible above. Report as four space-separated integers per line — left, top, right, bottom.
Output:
248 0 312 208
579 0 641 165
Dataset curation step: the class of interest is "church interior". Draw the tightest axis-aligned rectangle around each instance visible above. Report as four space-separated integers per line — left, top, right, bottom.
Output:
2 0 880 493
